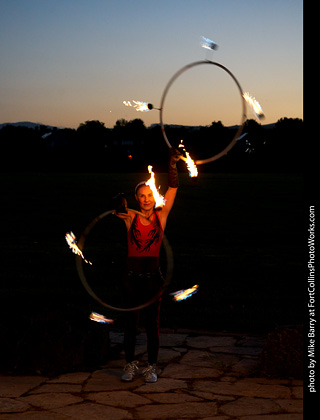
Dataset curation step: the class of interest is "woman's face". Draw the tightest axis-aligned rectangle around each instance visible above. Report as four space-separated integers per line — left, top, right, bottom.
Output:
135 185 155 212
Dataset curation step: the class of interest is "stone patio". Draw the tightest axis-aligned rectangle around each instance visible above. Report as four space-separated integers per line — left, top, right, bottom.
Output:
0 330 303 419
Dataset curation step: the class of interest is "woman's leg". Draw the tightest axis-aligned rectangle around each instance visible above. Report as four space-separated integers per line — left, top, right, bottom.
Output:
122 271 140 363
124 310 139 363
144 296 161 364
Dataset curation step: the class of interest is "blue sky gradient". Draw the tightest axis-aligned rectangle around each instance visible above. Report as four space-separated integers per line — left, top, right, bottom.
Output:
0 0 303 128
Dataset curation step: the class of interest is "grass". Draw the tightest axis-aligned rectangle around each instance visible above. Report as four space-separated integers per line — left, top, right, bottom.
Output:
0 171 304 333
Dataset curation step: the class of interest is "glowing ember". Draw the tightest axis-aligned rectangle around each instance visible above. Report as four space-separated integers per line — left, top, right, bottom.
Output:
242 92 265 119
123 100 152 112
65 231 92 265
179 140 198 178
89 312 114 324
171 284 199 301
200 36 218 50
145 165 166 208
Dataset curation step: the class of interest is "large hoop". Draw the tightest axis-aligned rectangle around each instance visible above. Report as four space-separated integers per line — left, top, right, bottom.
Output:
75 209 174 312
160 60 247 165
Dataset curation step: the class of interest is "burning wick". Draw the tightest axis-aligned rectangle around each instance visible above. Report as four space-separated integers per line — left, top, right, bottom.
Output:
146 166 166 208
178 140 198 178
242 92 265 120
200 36 218 50
89 312 114 324
65 231 92 265
171 284 199 302
123 100 154 112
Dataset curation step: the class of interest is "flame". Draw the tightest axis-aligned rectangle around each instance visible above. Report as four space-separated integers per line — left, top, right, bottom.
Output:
243 92 265 119
171 284 199 301
179 140 198 178
123 100 151 112
184 151 198 178
89 312 114 324
65 231 92 265
145 165 166 208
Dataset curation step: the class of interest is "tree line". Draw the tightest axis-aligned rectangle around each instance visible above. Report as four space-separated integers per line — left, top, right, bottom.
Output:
0 117 303 172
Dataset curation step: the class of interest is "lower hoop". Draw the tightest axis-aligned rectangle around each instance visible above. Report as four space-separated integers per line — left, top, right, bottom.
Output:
159 60 247 165
75 209 174 312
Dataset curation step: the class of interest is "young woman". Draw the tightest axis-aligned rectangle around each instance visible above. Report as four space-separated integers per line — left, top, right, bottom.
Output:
115 148 181 382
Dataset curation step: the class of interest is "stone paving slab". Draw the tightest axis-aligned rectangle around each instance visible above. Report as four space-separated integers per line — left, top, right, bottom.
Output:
0 398 31 413
179 349 240 368
135 378 189 393
192 379 292 399
27 383 83 395
47 372 91 384
17 393 83 410
219 397 285 417
136 401 219 419
54 402 133 420
186 335 237 348
161 363 223 379
86 390 152 408
0 376 48 398
239 415 302 420
139 392 202 404
0 330 303 420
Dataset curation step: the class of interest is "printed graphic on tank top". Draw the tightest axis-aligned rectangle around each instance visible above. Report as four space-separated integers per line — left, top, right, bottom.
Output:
127 212 163 257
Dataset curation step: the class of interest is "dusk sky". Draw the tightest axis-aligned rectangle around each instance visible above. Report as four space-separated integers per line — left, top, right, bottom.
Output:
0 0 303 129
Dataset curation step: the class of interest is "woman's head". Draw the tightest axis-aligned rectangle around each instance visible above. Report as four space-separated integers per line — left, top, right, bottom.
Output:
135 182 155 212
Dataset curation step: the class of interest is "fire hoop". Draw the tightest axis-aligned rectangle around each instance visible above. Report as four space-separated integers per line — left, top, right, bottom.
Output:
75 209 173 312
160 60 247 165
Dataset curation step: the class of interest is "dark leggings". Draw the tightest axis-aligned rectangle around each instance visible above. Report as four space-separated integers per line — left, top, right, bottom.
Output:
124 295 162 364
122 258 164 364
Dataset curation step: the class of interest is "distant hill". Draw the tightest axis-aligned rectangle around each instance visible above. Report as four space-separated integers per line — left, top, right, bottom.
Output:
0 121 57 130
147 122 276 130
0 121 277 131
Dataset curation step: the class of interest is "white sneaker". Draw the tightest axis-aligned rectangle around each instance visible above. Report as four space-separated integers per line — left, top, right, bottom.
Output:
121 361 139 382
142 364 157 383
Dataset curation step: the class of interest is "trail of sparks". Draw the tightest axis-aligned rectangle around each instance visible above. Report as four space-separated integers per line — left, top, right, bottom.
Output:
89 312 114 324
65 231 92 265
178 140 198 178
243 92 265 119
171 284 199 301
123 100 151 112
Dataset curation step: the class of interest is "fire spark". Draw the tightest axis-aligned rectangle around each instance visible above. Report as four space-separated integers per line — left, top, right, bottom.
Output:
65 231 92 265
89 312 114 324
178 140 198 178
123 100 152 112
242 92 265 120
171 284 199 302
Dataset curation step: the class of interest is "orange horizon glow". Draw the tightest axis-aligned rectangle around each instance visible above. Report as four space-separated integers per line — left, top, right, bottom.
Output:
0 1 302 131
